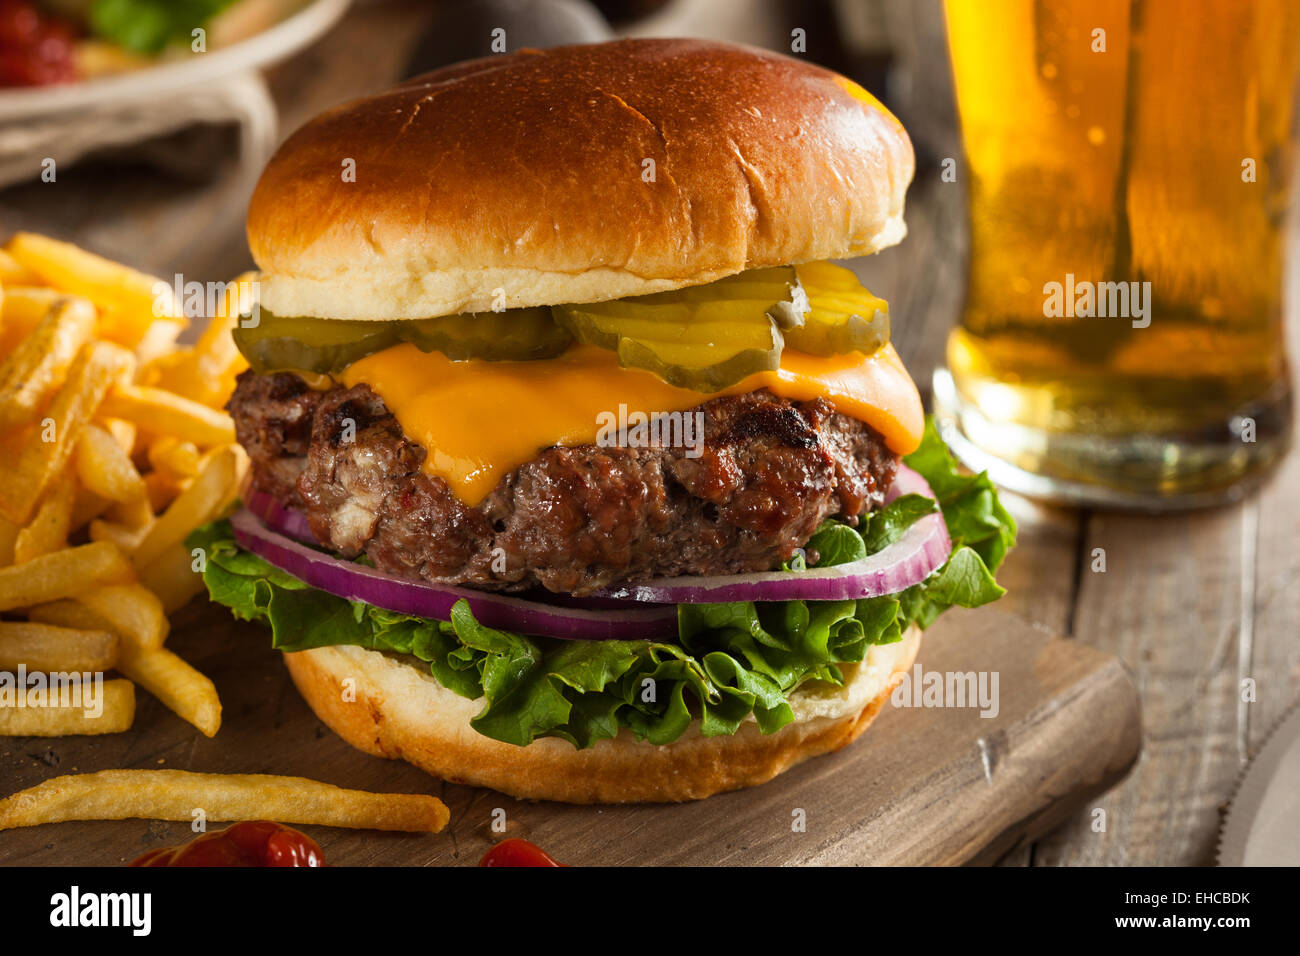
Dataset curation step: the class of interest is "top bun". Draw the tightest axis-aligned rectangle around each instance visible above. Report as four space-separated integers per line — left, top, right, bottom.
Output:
248 38 914 321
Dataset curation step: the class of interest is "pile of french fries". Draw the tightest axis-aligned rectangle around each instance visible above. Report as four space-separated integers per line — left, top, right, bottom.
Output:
0 233 249 740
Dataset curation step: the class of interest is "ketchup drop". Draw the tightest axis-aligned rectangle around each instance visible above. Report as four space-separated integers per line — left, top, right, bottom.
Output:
130 821 325 867
479 838 564 867
0 0 77 87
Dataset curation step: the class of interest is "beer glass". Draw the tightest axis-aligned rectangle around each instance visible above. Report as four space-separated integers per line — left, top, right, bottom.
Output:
933 0 1299 507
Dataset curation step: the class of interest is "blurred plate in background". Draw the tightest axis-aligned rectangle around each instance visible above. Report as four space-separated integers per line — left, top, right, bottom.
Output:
0 0 349 121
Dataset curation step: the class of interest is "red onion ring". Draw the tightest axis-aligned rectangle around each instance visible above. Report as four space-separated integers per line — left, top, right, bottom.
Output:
244 487 316 544
229 509 680 641
589 464 951 604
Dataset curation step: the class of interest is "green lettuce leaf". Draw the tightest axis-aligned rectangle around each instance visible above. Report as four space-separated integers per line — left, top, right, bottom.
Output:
860 493 939 554
189 417 1015 749
903 418 1018 571
90 0 239 54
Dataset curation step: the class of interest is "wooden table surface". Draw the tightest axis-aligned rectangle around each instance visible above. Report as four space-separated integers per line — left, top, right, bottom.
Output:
0 603 1142 867
1 0 1296 866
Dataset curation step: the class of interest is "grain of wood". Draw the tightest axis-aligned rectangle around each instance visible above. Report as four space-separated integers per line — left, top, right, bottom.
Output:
1245 253 1300 756
1035 505 1248 865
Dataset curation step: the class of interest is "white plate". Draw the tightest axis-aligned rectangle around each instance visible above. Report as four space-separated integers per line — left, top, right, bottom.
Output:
0 0 351 120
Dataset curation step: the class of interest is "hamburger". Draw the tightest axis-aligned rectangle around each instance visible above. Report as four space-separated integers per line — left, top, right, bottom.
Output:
194 38 1015 803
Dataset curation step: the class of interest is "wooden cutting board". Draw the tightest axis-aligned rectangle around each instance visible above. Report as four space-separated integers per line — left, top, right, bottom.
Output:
0 602 1140 866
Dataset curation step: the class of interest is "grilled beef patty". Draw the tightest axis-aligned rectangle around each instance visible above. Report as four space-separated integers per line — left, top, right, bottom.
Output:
230 370 899 595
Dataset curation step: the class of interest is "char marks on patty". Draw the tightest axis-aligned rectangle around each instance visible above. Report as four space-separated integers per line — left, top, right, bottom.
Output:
230 370 899 595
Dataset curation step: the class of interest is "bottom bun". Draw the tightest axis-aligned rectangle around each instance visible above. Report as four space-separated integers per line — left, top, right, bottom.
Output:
284 626 921 803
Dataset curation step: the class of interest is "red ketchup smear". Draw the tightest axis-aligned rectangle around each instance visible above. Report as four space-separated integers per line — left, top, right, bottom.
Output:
0 0 78 87
130 821 325 867
479 838 564 867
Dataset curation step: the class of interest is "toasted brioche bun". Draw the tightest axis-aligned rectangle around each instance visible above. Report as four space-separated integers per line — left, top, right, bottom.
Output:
248 38 914 322
283 624 920 804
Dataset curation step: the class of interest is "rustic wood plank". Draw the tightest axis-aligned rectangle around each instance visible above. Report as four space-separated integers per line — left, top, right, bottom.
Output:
1245 248 1300 756
0 603 1138 867
1034 502 1247 865
1035 414 1300 865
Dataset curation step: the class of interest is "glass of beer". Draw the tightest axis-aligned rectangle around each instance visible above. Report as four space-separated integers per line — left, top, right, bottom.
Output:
933 0 1299 507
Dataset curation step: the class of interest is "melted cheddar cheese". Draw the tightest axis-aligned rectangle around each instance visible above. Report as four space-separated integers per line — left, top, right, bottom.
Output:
341 342 923 505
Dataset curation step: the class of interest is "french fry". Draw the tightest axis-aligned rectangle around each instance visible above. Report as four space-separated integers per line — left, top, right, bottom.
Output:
74 583 168 652
0 285 61 319
0 421 36 473
0 515 18 566
143 271 252 408
0 679 134 737
118 646 220 737
28 595 207 733
0 770 451 832
0 247 39 285
99 384 235 448
88 517 151 553
69 486 111 532
205 272 259 347
122 309 185 364
3 232 186 350
98 416 137 454
0 297 96 431
13 473 76 564
26 599 112 633
132 444 239 569
226 441 249 491
1 340 135 525
32 583 166 653
4 233 166 309
0 541 132 612
75 422 146 504
106 492 153 532
0 621 119 672
0 286 64 356
142 471 182 514
147 436 200 481
137 542 205 614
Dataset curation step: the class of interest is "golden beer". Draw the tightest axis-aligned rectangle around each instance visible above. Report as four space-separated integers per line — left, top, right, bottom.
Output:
936 0 1299 505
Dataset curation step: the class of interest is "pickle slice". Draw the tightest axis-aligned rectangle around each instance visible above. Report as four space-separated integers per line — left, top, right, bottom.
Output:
233 312 399 375
232 308 573 373
402 308 571 361
787 261 891 357
552 267 806 391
